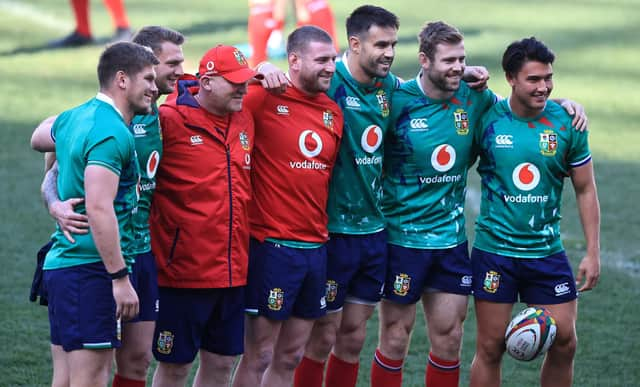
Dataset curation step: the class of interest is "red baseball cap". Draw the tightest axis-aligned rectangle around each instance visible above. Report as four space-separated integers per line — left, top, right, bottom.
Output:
198 45 263 83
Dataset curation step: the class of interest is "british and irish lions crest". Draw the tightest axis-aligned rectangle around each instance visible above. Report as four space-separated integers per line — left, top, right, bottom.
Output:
156 330 174 354
268 288 284 311
393 273 411 296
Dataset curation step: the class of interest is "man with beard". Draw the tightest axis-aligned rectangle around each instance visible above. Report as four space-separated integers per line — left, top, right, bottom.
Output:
31 27 185 387
232 25 343 387
29 42 158 387
469 37 599 387
376 22 587 387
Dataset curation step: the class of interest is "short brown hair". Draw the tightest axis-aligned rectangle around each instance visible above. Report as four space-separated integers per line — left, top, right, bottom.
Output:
418 21 463 60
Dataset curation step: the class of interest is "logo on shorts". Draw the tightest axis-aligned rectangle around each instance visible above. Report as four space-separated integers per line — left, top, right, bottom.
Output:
156 331 174 354
325 280 338 303
454 109 469 135
483 271 500 293
555 282 571 296
539 130 557 156
461 275 472 287
393 273 411 296
268 288 284 311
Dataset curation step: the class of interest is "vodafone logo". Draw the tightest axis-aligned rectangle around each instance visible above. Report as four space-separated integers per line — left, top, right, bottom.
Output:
361 125 383 153
512 163 540 191
431 144 456 172
299 130 323 158
146 150 160 178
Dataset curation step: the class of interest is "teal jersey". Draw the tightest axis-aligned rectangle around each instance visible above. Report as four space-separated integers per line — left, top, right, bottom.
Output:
474 99 591 258
326 55 399 234
382 76 497 248
45 94 139 270
129 105 161 255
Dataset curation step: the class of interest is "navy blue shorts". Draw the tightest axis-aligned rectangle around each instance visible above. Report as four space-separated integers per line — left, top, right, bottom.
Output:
325 231 387 311
127 251 159 323
383 242 472 304
152 286 245 363
471 248 578 304
44 262 120 351
245 238 327 320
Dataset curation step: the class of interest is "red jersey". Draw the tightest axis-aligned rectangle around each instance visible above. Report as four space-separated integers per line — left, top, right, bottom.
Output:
150 75 254 288
244 84 343 243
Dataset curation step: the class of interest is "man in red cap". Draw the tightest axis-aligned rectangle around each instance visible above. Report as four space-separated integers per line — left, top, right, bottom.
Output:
149 45 262 387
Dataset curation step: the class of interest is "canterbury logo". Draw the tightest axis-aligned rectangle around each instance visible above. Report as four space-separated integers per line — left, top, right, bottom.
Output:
345 96 361 108
190 135 203 145
276 105 289 115
410 118 428 129
496 135 513 145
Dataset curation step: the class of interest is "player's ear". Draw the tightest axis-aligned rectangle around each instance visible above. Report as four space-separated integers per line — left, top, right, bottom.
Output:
288 52 301 71
418 52 429 68
348 35 360 55
115 70 128 90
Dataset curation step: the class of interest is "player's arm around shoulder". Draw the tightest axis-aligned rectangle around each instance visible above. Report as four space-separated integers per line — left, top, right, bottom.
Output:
552 98 588 131
31 115 58 152
570 158 601 292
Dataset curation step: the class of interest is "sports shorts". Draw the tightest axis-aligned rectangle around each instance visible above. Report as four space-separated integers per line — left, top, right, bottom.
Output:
245 238 327 320
127 251 159 323
153 286 245 363
45 261 120 351
471 248 578 304
383 241 472 304
324 231 387 311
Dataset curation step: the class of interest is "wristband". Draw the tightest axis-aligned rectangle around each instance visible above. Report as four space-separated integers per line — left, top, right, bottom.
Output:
109 267 129 280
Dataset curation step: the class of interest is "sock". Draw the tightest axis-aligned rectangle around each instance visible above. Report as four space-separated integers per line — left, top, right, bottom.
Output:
293 356 325 387
247 1 276 67
70 0 91 37
325 353 359 387
112 374 145 387
370 348 403 387
304 2 339 51
103 0 130 29
425 352 460 387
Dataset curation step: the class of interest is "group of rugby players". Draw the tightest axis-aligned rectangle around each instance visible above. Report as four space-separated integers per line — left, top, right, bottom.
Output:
30 4 600 387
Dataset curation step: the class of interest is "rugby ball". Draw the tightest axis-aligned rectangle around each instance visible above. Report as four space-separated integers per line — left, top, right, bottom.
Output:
505 306 557 361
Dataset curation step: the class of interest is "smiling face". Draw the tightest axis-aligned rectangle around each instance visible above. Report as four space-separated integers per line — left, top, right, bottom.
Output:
153 41 185 96
352 24 397 81
420 41 465 99
126 65 158 115
200 75 249 115
507 60 553 117
290 40 337 95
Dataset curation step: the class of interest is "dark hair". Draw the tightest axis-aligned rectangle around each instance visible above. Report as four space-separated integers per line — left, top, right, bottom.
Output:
418 21 463 61
287 25 334 55
345 5 399 38
132 25 184 55
502 37 555 77
97 42 159 88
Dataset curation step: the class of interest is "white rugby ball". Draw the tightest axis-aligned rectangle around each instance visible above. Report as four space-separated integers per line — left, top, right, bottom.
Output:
505 306 557 361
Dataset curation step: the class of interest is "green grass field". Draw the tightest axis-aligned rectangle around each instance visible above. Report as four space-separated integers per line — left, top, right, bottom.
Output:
1 0 639 385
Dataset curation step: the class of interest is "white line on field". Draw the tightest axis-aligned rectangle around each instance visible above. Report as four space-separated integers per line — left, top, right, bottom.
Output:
0 1 70 30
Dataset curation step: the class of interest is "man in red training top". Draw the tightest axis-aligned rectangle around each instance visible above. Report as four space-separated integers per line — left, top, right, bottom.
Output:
233 25 343 387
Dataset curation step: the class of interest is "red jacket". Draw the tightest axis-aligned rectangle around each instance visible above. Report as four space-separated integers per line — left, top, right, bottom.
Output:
150 75 254 288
